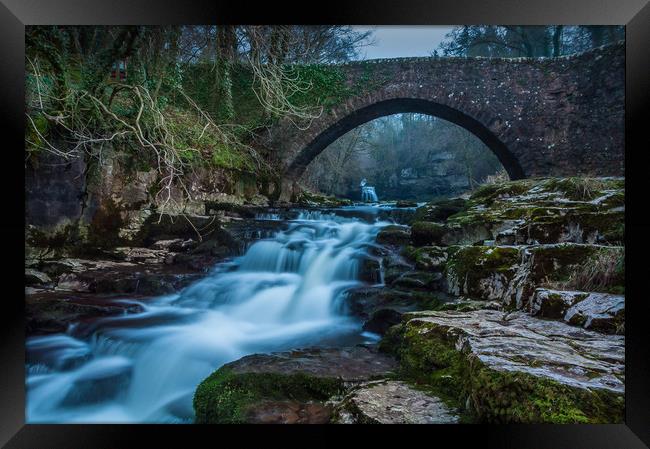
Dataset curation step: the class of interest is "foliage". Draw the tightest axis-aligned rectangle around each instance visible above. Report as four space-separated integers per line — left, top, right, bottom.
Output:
437 25 624 58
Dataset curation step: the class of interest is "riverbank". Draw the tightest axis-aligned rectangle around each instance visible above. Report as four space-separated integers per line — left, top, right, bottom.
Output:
25 176 625 424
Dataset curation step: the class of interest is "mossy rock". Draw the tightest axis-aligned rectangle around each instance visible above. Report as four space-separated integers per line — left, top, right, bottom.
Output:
412 198 468 223
376 225 411 246
444 245 520 300
411 221 446 246
194 367 342 423
381 311 624 423
410 246 448 272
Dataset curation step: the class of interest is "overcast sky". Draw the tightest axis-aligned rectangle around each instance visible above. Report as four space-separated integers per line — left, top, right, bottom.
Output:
351 26 455 60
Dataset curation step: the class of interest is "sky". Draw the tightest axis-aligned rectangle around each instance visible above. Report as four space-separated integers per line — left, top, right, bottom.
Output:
351 26 454 60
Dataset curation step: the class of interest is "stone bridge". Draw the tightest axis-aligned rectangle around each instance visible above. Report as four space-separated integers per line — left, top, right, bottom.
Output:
259 43 624 197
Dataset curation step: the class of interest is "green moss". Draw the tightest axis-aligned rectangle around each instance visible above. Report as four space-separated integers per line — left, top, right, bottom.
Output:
444 246 520 298
411 221 446 246
381 318 624 423
412 198 468 223
376 225 410 246
193 367 343 423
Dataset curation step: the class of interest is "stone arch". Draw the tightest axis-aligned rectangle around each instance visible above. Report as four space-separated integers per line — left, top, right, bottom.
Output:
285 97 525 181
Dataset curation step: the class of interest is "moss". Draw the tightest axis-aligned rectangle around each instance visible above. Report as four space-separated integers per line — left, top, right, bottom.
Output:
376 225 410 246
411 221 446 246
381 318 624 423
295 190 352 207
412 198 468 223
444 246 520 298
193 367 343 423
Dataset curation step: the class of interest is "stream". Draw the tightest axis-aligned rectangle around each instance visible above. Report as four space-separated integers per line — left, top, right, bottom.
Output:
26 207 396 423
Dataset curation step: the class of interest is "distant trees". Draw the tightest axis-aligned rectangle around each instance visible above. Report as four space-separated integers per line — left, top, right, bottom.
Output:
301 114 504 201
438 25 624 58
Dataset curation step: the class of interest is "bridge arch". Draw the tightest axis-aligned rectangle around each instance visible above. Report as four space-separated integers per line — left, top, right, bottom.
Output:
285 97 525 181
261 43 624 200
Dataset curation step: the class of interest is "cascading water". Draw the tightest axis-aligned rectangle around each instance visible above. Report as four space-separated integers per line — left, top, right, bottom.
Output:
360 178 379 203
25 210 388 423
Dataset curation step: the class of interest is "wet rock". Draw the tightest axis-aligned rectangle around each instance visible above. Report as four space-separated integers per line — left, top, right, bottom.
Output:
56 273 91 292
376 225 411 246
390 271 443 290
344 286 417 320
564 292 625 334
25 293 145 334
359 257 381 284
362 308 404 335
334 380 459 424
383 309 624 423
150 238 196 252
531 288 589 318
25 269 52 285
407 246 448 272
193 346 398 423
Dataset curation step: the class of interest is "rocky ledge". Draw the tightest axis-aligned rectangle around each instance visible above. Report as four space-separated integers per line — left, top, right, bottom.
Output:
193 346 398 424
381 309 624 423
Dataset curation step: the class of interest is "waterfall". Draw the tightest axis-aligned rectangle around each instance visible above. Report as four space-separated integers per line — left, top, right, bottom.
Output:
25 209 388 423
360 178 379 203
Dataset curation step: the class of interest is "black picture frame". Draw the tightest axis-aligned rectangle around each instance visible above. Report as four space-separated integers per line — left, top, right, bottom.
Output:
2 1 648 447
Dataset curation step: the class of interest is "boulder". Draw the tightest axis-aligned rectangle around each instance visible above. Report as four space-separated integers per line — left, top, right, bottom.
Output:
445 246 520 301
530 288 588 318
410 222 446 246
564 292 625 334
376 225 411 246
25 269 52 285
362 308 404 335
193 346 398 423
333 380 459 424
382 309 624 423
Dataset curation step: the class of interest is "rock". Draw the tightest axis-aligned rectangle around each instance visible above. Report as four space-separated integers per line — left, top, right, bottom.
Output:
442 178 624 246
395 200 418 208
334 380 459 424
503 243 624 309
444 243 624 309
376 225 411 246
344 286 414 319
362 308 404 335
445 245 520 301
564 292 625 334
382 309 624 423
411 222 446 246
25 293 145 334
390 271 443 290
245 400 332 424
359 257 381 284
56 273 91 292
531 288 589 318
407 246 448 272
150 238 195 252
412 198 467 223
110 247 170 264
193 346 398 423
39 259 84 277
25 269 52 285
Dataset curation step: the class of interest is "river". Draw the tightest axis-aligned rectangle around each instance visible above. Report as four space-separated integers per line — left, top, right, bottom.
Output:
26 207 396 423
